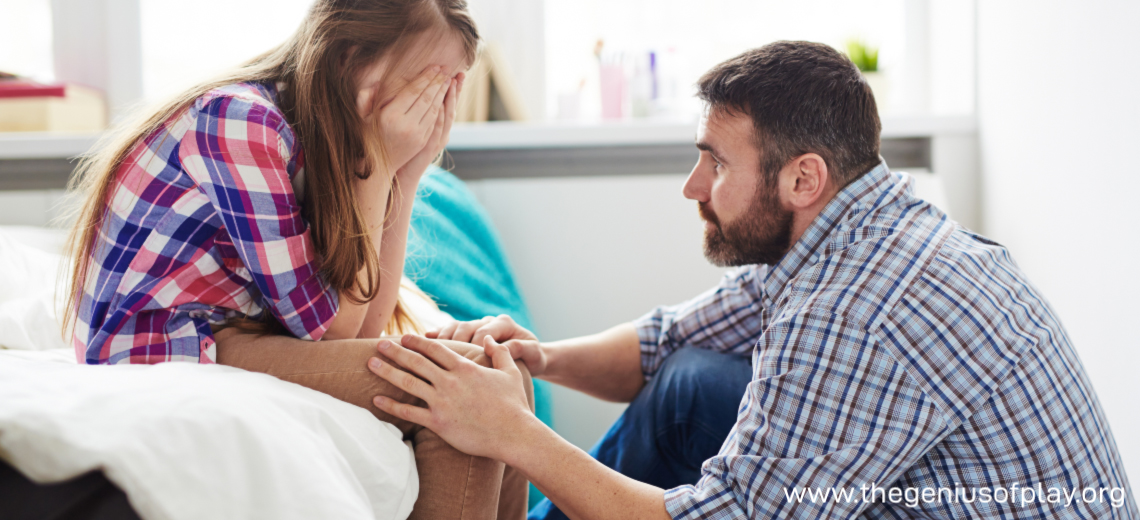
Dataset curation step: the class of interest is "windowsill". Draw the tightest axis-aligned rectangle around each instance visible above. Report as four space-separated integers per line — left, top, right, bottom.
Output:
0 115 976 160
0 132 102 160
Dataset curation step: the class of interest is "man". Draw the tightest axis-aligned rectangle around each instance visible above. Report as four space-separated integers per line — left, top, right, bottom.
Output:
366 41 1137 519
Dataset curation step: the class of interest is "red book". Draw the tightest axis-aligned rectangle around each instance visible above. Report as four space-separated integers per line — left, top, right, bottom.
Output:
0 80 68 99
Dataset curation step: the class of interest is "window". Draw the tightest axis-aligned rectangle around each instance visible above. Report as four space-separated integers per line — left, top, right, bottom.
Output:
0 0 55 81
544 0 974 119
139 0 314 102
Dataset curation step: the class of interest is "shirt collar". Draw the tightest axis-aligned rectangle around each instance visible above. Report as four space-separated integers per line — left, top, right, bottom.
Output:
761 161 906 305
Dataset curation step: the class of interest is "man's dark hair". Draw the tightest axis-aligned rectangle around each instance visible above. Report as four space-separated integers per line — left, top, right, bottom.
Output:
697 41 882 188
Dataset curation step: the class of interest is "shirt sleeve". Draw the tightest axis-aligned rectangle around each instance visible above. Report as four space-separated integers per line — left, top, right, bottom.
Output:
633 265 767 379
180 94 338 340
664 309 949 519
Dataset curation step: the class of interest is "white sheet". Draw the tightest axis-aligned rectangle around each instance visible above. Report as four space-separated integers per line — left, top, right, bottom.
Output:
0 350 419 520
0 225 458 519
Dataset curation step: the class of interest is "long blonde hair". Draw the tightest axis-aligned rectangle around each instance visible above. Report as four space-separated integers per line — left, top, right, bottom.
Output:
63 0 479 337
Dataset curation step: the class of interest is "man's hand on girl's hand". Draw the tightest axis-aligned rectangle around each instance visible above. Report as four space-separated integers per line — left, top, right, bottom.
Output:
367 334 535 461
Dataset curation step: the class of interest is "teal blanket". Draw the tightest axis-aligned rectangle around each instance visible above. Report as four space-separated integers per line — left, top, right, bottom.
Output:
406 166 553 426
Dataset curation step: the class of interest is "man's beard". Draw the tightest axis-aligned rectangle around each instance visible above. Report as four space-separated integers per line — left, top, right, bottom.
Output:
699 183 794 267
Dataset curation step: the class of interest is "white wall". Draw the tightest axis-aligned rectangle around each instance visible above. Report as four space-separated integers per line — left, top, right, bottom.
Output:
0 190 74 228
51 0 143 120
467 0 546 120
978 0 1140 494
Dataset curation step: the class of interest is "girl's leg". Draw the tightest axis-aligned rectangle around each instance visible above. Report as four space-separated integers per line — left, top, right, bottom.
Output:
214 330 533 520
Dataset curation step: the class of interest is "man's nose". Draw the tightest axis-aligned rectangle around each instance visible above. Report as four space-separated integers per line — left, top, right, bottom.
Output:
682 162 710 202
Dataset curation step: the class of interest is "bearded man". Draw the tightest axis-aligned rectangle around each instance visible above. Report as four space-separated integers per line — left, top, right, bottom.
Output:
365 41 1136 519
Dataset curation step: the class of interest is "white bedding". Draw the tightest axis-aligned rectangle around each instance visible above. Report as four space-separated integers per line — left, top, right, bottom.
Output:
0 225 70 351
0 226 453 520
0 351 418 520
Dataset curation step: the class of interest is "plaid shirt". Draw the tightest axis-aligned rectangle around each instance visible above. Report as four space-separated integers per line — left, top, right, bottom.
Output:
636 163 1136 519
75 82 338 365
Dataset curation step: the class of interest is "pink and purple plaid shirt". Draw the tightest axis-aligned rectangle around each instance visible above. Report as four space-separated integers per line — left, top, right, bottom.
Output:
75 82 339 365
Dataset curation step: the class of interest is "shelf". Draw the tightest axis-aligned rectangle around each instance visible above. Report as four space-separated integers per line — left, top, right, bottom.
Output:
446 115 976 151
0 115 975 161
0 115 974 188
0 132 100 160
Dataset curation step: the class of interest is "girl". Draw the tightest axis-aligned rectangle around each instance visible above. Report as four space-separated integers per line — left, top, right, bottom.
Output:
63 0 532 518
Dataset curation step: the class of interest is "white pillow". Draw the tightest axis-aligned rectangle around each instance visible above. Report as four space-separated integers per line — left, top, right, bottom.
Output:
0 227 70 351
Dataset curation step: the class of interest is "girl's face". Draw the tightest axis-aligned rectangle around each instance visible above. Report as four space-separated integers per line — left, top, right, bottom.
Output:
356 31 470 118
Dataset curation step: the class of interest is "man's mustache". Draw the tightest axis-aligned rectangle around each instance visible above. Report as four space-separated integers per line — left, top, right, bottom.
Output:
698 202 719 227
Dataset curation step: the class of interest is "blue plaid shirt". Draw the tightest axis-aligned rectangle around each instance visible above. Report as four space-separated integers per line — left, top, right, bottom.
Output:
635 163 1136 519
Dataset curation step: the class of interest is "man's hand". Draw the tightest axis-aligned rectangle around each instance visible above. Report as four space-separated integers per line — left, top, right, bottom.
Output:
427 315 549 376
369 334 670 520
367 334 536 461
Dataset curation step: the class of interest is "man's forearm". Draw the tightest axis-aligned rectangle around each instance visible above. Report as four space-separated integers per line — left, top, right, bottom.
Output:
505 415 671 520
540 323 645 402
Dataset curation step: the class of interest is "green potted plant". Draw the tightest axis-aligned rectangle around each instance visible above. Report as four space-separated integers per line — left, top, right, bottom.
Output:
847 39 888 113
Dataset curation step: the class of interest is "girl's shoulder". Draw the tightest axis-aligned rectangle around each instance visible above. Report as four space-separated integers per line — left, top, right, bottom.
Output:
195 82 282 114
190 81 297 154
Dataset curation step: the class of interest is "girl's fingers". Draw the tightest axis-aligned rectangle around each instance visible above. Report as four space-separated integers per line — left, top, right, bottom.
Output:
428 102 446 146
375 339 446 383
442 79 457 121
390 66 442 115
423 102 444 144
373 396 434 428
435 95 447 131
401 334 465 371
436 321 461 340
451 317 491 343
368 355 435 400
485 337 521 375
408 71 449 121
421 75 451 124
440 79 457 138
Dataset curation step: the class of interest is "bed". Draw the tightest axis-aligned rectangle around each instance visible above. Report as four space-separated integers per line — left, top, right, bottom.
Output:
0 166 547 520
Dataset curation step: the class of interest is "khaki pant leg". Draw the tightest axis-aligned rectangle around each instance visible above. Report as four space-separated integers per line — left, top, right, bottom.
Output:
215 331 534 520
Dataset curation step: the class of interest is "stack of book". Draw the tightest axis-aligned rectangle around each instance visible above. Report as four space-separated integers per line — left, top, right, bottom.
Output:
0 73 106 132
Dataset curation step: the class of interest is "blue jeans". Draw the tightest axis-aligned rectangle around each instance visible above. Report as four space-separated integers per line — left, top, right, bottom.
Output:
528 347 753 520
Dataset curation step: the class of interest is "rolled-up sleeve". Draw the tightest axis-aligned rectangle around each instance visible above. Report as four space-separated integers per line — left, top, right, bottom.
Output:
664 310 949 519
180 95 338 340
633 266 767 379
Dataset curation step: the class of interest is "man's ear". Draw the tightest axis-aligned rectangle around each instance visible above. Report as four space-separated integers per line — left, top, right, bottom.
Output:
781 153 830 210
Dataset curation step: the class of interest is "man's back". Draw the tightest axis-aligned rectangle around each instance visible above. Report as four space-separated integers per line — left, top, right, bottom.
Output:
663 163 1136 519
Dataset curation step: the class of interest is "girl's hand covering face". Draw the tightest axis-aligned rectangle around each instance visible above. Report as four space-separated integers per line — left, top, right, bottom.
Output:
397 70 463 183
366 65 458 175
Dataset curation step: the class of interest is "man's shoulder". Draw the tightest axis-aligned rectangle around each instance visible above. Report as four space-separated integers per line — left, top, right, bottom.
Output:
779 202 956 330
836 220 1055 420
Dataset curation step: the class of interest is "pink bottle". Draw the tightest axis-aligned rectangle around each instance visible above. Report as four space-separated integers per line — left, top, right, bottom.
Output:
599 62 626 120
